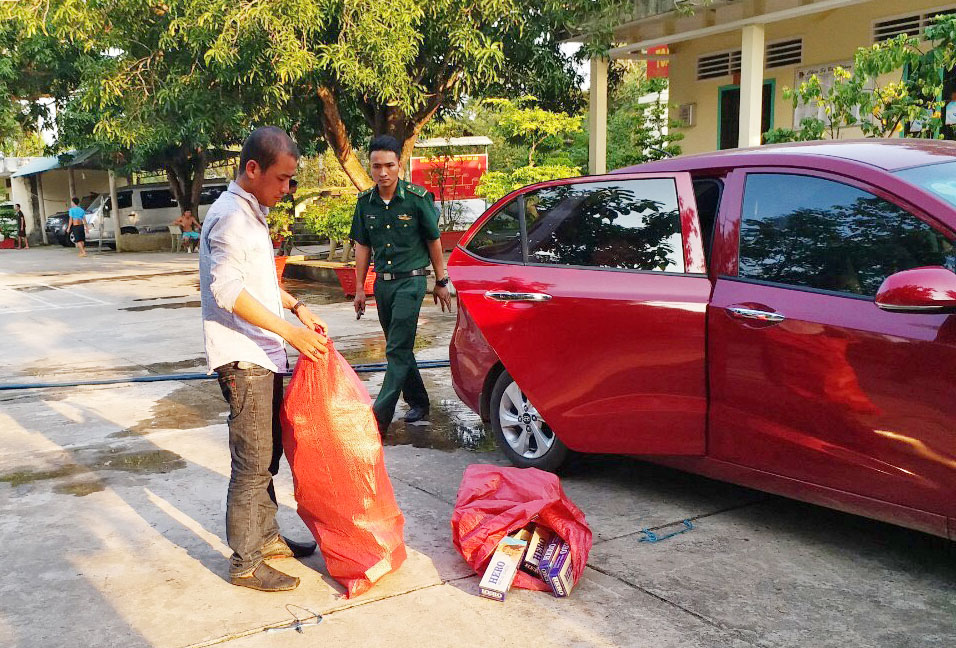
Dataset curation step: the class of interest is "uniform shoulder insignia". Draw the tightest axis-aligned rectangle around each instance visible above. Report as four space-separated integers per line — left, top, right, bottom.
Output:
406 183 428 198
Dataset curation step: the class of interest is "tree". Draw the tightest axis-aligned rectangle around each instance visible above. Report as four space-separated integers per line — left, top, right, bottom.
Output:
2 0 288 217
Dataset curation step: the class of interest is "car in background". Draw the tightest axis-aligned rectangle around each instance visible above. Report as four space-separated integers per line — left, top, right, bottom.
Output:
448 139 956 540
45 211 72 246
85 181 228 242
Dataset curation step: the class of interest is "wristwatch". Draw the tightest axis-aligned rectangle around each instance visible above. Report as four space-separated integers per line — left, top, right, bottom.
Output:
436 276 450 288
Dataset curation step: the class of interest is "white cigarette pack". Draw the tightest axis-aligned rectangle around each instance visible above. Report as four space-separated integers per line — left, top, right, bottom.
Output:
478 536 528 602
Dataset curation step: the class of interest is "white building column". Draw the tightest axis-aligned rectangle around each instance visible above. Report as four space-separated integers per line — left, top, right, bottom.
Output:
588 57 608 175
739 24 766 148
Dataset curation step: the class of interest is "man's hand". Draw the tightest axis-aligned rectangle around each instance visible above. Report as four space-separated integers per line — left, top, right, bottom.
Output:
282 323 328 363
434 285 452 312
294 304 328 335
354 288 367 318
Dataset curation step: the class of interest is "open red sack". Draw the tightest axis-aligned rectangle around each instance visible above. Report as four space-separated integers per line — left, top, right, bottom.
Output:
451 464 592 592
280 342 407 598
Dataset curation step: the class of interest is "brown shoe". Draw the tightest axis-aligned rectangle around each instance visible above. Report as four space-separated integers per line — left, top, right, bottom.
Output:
262 535 317 560
230 562 300 592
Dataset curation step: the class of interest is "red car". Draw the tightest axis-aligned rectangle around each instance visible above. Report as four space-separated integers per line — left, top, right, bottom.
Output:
448 139 956 540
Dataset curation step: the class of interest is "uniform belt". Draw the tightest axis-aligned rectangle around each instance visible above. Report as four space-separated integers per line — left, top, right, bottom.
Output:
378 268 428 281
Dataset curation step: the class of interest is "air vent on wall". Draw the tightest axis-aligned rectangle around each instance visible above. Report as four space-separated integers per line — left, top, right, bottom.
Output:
766 39 802 68
697 50 742 80
874 8 956 43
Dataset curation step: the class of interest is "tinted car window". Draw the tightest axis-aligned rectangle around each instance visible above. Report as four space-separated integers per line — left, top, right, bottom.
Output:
523 179 684 272
465 198 523 263
140 189 177 210
739 173 956 296
117 191 132 209
200 185 227 205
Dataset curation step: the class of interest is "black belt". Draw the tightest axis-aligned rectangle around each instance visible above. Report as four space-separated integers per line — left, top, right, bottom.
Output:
378 268 428 281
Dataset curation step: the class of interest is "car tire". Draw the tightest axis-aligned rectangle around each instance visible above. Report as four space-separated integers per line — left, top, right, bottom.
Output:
58 234 74 247
490 369 568 472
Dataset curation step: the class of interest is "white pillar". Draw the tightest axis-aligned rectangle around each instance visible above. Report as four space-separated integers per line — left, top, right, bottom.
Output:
588 57 608 175
109 170 122 253
739 24 766 148
36 174 49 245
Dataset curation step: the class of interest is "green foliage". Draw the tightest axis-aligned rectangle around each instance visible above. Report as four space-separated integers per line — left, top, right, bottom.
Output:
481 97 581 167
476 165 580 204
767 15 956 142
605 73 683 168
303 194 357 242
267 198 295 243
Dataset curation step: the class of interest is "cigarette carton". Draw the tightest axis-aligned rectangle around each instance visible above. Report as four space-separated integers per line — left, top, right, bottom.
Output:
511 526 534 544
478 536 528 601
537 535 563 579
544 540 574 597
522 525 554 578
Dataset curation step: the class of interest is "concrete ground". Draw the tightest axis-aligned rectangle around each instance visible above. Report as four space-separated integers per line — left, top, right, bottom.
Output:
0 247 953 648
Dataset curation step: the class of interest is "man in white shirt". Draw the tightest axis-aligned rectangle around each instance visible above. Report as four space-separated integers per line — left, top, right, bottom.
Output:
200 126 328 592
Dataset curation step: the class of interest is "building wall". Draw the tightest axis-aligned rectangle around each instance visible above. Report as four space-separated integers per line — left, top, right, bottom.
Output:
669 0 955 154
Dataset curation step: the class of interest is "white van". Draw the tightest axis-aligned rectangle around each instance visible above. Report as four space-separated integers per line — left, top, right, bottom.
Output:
86 181 229 242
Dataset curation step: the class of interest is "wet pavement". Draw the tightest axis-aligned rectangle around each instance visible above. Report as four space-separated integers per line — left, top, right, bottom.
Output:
0 248 953 648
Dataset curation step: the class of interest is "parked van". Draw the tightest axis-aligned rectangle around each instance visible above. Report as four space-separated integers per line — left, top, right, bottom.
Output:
86 181 229 242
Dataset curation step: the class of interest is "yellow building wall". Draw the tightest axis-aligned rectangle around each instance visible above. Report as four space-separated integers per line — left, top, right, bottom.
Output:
669 0 956 154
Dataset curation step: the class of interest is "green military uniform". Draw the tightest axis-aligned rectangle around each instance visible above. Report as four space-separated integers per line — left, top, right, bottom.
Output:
350 179 441 427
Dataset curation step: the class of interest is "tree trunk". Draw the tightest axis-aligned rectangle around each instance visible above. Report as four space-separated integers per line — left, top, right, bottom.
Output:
316 85 373 190
165 146 207 216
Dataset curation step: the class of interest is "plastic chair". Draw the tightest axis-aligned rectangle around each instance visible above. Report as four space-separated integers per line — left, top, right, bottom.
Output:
169 225 182 252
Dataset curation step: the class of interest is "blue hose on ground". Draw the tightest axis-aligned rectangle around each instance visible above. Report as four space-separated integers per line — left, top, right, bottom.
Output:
0 360 451 391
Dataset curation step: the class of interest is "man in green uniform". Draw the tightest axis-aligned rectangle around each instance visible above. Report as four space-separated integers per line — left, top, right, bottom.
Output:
351 135 452 433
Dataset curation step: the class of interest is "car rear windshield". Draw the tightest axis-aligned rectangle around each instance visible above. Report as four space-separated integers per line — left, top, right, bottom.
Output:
895 161 956 207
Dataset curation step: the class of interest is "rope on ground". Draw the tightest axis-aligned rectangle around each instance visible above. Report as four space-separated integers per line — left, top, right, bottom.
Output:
0 360 451 391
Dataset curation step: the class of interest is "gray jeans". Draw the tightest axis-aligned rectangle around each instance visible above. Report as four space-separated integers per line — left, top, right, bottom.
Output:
216 362 283 575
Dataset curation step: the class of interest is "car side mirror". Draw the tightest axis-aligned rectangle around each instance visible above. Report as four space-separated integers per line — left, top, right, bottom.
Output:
875 266 956 314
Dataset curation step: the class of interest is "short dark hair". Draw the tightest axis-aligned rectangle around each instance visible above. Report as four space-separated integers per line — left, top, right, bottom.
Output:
239 126 300 174
71 197 80 205
289 178 298 189
369 135 402 160
14 203 20 208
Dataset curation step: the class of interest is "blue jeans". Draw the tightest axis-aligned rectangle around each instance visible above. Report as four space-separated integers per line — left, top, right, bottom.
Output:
216 362 283 575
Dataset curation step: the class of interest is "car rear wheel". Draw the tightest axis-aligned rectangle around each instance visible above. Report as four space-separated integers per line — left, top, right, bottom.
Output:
490 369 568 471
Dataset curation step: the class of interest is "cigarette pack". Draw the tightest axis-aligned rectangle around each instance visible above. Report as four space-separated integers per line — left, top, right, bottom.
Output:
537 535 563 578
544 540 574 597
511 526 534 544
478 536 528 602
522 525 554 578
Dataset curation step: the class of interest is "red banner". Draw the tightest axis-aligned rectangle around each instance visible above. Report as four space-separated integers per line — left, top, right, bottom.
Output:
410 154 488 201
647 46 669 79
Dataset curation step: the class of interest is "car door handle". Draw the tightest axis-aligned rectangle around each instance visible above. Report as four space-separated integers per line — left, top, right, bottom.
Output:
484 291 553 302
726 306 785 323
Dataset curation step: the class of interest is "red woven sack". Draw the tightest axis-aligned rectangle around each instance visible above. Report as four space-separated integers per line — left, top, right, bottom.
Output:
281 343 407 598
451 464 592 592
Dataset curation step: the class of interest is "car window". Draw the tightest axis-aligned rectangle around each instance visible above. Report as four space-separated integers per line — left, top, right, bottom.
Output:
894 161 956 207
117 191 133 210
739 173 956 297
465 198 523 263
199 185 227 205
140 189 177 210
523 179 684 272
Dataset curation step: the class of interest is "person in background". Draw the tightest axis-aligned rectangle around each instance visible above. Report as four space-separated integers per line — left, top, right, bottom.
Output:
68 197 87 257
14 204 28 249
350 135 453 434
172 208 201 253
